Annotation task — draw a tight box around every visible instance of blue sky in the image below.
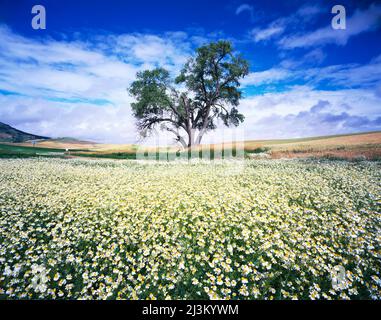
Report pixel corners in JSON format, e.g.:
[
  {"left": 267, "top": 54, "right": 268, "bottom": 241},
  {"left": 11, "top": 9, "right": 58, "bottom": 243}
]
[{"left": 0, "top": 0, "right": 380, "bottom": 143}]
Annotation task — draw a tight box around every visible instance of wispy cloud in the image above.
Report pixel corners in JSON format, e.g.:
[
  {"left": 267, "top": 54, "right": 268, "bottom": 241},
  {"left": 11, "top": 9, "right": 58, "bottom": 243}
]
[
  {"left": 250, "top": 24, "right": 284, "bottom": 43},
  {"left": 241, "top": 68, "right": 289, "bottom": 86},
  {"left": 236, "top": 4, "right": 254, "bottom": 20},
  {"left": 280, "top": 49, "right": 327, "bottom": 69},
  {"left": 242, "top": 53, "right": 381, "bottom": 90},
  {"left": 279, "top": 3, "right": 381, "bottom": 49},
  {"left": 249, "top": 4, "right": 324, "bottom": 43}
]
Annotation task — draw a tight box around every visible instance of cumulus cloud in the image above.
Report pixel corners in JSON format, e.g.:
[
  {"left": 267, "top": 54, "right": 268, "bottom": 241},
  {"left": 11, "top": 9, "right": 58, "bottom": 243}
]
[
  {"left": 0, "top": 24, "right": 380, "bottom": 144},
  {"left": 0, "top": 94, "right": 138, "bottom": 142},
  {"left": 310, "top": 100, "right": 330, "bottom": 113},
  {"left": 0, "top": 25, "right": 198, "bottom": 143},
  {"left": 376, "top": 84, "right": 381, "bottom": 98},
  {"left": 239, "top": 87, "right": 381, "bottom": 139},
  {"left": 249, "top": 110, "right": 380, "bottom": 139}
]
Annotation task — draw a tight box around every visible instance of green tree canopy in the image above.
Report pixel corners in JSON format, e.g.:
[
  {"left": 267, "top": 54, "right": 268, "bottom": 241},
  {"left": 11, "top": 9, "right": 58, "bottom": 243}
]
[{"left": 128, "top": 40, "right": 249, "bottom": 148}]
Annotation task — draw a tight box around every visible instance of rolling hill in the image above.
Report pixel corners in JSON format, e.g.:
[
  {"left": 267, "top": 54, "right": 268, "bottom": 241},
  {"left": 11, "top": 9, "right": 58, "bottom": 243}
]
[
  {"left": 0, "top": 122, "right": 380, "bottom": 161},
  {"left": 0, "top": 122, "right": 50, "bottom": 143}
]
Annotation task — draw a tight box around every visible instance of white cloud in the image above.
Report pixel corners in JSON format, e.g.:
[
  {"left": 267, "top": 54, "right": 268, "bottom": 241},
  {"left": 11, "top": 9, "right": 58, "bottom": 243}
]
[
  {"left": 237, "top": 51, "right": 381, "bottom": 140},
  {"left": 241, "top": 68, "right": 289, "bottom": 86},
  {"left": 280, "top": 49, "right": 327, "bottom": 69},
  {"left": 238, "top": 86, "right": 381, "bottom": 139},
  {"left": 236, "top": 4, "right": 254, "bottom": 17},
  {"left": 280, "top": 3, "right": 381, "bottom": 49},
  {"left": 296, "top": 5, "right": 323, "bottom": 17},
  {"left": 242, "top": 53, "right": 381, "bottom": 89},
  {"left": 110, "top": 33, "right": 192, "bottom": 69},
  {"left": 249, "top": 4, "right": 324, "bottom": 43},
  {"left": 0, "top": 24, "right": 380, "bottom": 145},
  {"left": 196, "top": 85, "right": 381, "bottom": 143},
  {"left": 0, "top": 25, "right": 198, "bottom": 143},
  {"left": 250, "top": 25, "right": 284, "bottom": 42}
]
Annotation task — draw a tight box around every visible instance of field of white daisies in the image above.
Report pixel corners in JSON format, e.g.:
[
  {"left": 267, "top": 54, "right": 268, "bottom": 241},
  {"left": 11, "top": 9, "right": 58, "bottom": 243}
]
[{"left": 0, "top": 158, "right": 380, "bottom": 300}]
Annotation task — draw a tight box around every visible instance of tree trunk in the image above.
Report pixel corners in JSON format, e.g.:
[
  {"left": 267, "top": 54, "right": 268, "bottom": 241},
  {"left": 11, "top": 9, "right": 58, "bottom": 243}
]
[
  {"left": 187, "top": 129, "right": 196, "bottom": 148},
  {"left": 195, "top": 130, "right": 205, "bottom": 145},
  {"left": 177, "top": 136, "right": 187, "bottom": 148}
]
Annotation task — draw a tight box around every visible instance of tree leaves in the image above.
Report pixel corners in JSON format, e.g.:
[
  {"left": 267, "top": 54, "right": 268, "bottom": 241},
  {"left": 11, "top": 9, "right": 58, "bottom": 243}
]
[{"left": 128, "top": 41, "right": 249, "bottom": 147}]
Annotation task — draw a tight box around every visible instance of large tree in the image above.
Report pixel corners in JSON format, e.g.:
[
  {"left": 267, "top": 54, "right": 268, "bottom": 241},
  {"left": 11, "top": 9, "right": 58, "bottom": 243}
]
[{"left": 128, "top": 41, "right": 249, "bottom": 148}]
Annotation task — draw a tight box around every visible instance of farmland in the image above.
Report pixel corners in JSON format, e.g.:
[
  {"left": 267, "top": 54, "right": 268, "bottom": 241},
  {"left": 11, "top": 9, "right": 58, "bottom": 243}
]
[
  {"left": 0, "top": 143, "right": 67, "bottom": 159},
  {"left": 0, "top": 158, "right": 380, "bottom": 299},
  {"left": 2, "top": 131, "right": 381, "bottom": 161}
]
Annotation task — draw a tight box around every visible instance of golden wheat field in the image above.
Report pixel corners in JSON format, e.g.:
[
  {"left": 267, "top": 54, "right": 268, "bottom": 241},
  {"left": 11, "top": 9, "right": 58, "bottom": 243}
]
[
  {"left": 246, "top": 132, "right": 381, "bottom": 160},
  {"left": 0, "top": 158, "right": 380, "bottom": 300}
]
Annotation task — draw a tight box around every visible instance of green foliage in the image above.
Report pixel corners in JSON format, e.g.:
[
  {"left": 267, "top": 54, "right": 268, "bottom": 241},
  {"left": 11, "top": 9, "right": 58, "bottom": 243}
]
[
  {"left": 129, "top": 68, "right": 173, "bottom": 121},
  {"left": 247, "top": 147, "right": 271, "bottom": 154},
  {"left": 176, "top": 40, "right": 249, "bottom": 109},
  {"left": 128, "top": 41, "right": 249, "bottom": 146}
]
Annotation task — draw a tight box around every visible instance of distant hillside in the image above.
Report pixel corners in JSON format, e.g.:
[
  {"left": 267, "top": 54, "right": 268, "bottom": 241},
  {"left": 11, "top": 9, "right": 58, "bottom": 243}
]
[{"left": 0, "top": 122, "right": 50, "bottom": 142}]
